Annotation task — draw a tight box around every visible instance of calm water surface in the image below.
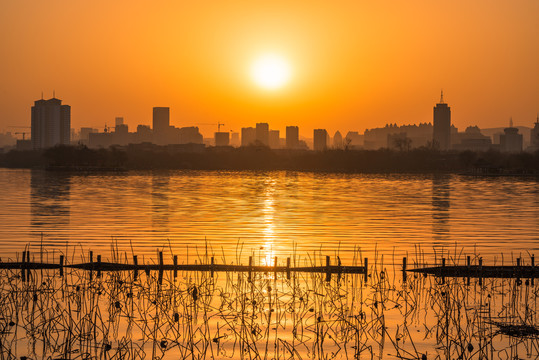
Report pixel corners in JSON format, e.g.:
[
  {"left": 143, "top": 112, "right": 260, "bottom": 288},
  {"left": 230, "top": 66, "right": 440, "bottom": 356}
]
[{"left": 0, "top": 169, "right": 537, "bottom": 265}]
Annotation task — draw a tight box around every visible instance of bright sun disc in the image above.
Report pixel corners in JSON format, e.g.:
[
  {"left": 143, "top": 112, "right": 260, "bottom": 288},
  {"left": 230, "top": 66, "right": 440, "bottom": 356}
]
[{"left": 251, "top": 54, "right": 291, "bottom": 90}]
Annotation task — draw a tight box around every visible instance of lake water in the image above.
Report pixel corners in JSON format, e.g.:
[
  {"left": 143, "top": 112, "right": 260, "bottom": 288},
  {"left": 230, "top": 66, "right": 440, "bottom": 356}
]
[
  {"left": 1, "top": 168, "right": 539, "bottom": 359},
  {"left": 0, "top": 168, "right": 537, "bottom": 266}
]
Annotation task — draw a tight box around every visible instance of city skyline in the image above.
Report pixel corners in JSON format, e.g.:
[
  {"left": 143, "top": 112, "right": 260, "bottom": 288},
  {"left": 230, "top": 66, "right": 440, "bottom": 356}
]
[{"left": 0, "top": 1, "right": 538, "bottom": 135}]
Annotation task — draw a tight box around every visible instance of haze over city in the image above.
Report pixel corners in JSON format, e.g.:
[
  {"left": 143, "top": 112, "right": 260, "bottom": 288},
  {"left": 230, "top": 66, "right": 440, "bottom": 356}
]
[{"left": 1, "top": 0, "right": 538, "bottom": 137}]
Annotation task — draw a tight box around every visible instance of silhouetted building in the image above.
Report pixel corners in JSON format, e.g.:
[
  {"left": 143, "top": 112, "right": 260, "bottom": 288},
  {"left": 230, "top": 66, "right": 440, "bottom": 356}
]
[
  {"left": 387, "top": 132, "right": 411, "bottom": 151},
  {"left": 269, "top": 130, "right": 280, "bottom": 149},
  {"left": 530, "top": 116, "right": 539, "bottom": 151},
  {"left": 214, "top": 132, "right": 230, "bottom": 146},
  {"left": 136, "top": 125, "right": 153, "bottom": 143},
  {"left": 256, "top": 123, "right": 269, "bottom": 146},
  {"left": 153, "top": 107, "right": 170, "bottom": 145},
  {"left": 16, "top": 139, "right": 32, "bottom": 150},
  {"left": 79, "top": 127, "right": 98, "bottom": 145},
  {"left": 345, "top": 131, "right": 364, "bottom": 149},
  {"left": 452, "top": 126, "right": 492, "bottom": 151},
  {"left": 230, "top": 132, "right": 240, "bottom": 147},
  {"left": 31, "top": 97, "right": 71, "bottom": 149},
  {"left": 433, "top": 91, "right": 451, "bottom": 150},
  {"left": 179, "top": 127, "right": 203, "bottom": 144},
  {"left": 500, "top": 119, "right": 523, "bottom": 152},
  {"left": 313, "top": 129, "right": 328, "bottom": 151},
  {"left": 286, "top": 126, "right": 299, "bottom": 149},
  {"left": 241, "top": 127, "right": 256, "bottom": 146},
  {"left": 333, "top": 131, "right": 343, "bottom": 149},
  {"left": 115, "top": 117, "right": 124, "bottom": 126}
]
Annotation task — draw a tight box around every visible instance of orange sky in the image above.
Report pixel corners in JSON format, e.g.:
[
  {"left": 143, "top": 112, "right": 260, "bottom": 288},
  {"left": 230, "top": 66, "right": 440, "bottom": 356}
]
[{"left": 1, "top": 0, "right": 538, "bottom": 138}]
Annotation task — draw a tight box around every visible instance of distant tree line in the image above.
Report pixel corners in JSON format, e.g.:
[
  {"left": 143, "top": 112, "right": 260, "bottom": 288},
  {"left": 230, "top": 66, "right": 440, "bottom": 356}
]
[{"left": 1, "top": 144, "right": 538, "bottom": 174}]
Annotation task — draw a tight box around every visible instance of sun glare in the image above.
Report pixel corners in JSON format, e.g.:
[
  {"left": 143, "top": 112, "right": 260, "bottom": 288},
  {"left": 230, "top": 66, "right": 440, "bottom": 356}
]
[{"left": 251, "top": 54, "right": 291, "bottom": 90}]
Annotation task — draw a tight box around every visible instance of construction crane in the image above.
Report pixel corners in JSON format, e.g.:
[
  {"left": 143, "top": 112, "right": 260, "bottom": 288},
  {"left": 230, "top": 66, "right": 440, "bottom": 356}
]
[{"left": 196, "top": 123, "right": 225, "bottom": 132}]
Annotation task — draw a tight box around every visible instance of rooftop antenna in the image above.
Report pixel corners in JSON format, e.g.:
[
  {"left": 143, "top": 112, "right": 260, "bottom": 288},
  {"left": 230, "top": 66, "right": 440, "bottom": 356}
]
[
  {"left": 41, "top": 91, "right": 43, "bottom": 100},
  {"left": 440, "top": 90, "right": 444, "bottom": 104},
  {"left": 509, "top": 117, "right": 513, "bottom": 128}
]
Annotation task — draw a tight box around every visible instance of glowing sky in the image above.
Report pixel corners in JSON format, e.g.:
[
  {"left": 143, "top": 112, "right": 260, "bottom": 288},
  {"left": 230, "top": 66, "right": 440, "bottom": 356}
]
[{"left": 1, "top": 0, "right": 537, "bottom": 137}]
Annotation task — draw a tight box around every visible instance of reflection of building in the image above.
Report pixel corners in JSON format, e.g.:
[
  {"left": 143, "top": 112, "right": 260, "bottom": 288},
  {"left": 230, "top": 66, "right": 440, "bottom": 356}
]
[
  {"left": 31, "top": 170, "right": 71, "bottom": 229},
  {"left": 286, "top": 126, "right": 299, "bottom": 149},
  {"left": 241, "top": 127, "right": 256, "bottom": 146},
  {"left": 433, "top": 92, "right": 451, "bottom": 150},
  {"left": 432, "top": 175, "right": 450, "bottom": 242},
  {"left": 151, "top": 175, "right": 169, "bottom": 230},
  {"left": 31, "top": 97, "right": 71, "bottom": 149},
  {"left": 214, "top": 132, "right": 230, "bottom": 146},
  {"left": 313, "top": 129, "right": 328, "bottom": 151},
  {"left": 256, "top": 123, "right": 269, "bottom": 146},
  {"left": 500, "top": 119, "right": 523, "bottom": 152}
]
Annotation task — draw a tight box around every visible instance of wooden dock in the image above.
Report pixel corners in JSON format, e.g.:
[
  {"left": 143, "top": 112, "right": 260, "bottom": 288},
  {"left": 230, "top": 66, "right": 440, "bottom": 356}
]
[{"left": 0, "top": 251, "right": 368, "bottom": 281}]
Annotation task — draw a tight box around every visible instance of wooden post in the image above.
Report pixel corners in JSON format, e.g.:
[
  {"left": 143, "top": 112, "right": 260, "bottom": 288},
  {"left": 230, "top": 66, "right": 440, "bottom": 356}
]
[
  {"left": 159, "top": 252, "right": 164, "bottom": 267},
  {"left": 133, "top": 255, "right": 138, "bottom": 281},
  {"left": 478, "top": 258, "right": 483, "bottom": 286},
  {"left": 248, "top": 256, "right": 253, "bottom": 282},
  {"left": 26, "top": 251, "right": 30, "bottom": 263},
  {"left": 467, "top": 256, "right": 470, "bottom": 268},
  {"left": 442, "top": 258, "right": 446, "bottom": 267},
  {"left": 517, "top": 258, "right": 521, "bottom": 267},
  {"left": 173, "top": 255, "right": 178, "bottom": 279},
  {"left": 326, "top": 256, "right": 331, "bottom": 282},
  {"left": 210, "top": 257, "right": 214, "bottom": 277},
  {"left": 532, "top": 255, "right": 535, "bottom": 286},
  {"left": 364, "top": 257, "right": 368, "bottom": 282},
  {"left": 286, "top": 257, "right": 291, "bottom": 280},
  {"left": 402, "top": 257, "right": 407, "bottom": 282},
  {"left": 274, "top": 256, "right": 278, "bottom": 277},
  {"left": 97, "top": 255, "right": 101, "bottom": 278},
  {"left": 59, "top": 255, "right": 64, "bottom": 277}
]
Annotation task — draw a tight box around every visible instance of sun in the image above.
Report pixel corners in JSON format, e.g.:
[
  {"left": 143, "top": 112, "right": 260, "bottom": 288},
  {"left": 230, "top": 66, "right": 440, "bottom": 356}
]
[{"left": 250, "top": 54, "right": 291, "bottom": 90}]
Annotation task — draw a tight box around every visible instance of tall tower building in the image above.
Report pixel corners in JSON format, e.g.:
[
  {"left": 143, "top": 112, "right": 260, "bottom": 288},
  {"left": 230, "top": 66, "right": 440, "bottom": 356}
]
[
  {"left": 241, "top": 127, "right": 256, "bottom": 146},
  {"left": 31, "top": 96, "right": 71, "bottom": 149},
  {"left": 256, "top": 123, "right": 269, "bottom": 146},
  {"left": 286, "top": 126, "right": 299, "bottom": 149},
  {"left": 433, "top": 91, "right": 451, "bottom": 150},
  {"left": 313, "top": 129, "right": 328, "bottom": 151},
  {"left": 153, "top": 107, "right": 170, "bottom": 145}
]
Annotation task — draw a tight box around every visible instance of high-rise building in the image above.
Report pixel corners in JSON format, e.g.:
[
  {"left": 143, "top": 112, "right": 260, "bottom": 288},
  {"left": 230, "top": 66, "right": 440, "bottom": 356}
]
[
  {"left": 433, "top": 91, "right": 451, "bottom": 150},
  {"left": 313, "top": 129, "right": 328, "bottom": 151},
  {"left": 230, "top": 132, "right": 240, "bottom": 147},
  {"left": 269, "top": 130, "right": 280, "bottom": 149},
  {"left": 115, "top": 117, "right": 124, "bottom": 126},
  {"left": 530, "top": 116, "right": 539, "bottom": 151},
  {"left": 241, "top": 127, "right": 256, "bottom": 146},
  {"left": 256, "top": 123, "right": 269, "bottom": 146},
  {"left": 153, "top": 107, "right": 170, "bottom": 145},
  {"left": 214, "top": 132, "right": 230, "bottom": 146},
  {"left": 31, "top": 97, "right": 71, "bottom": 149},
  {"left": 286, "top": 126, "right": 299, "bottom": 149}
]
